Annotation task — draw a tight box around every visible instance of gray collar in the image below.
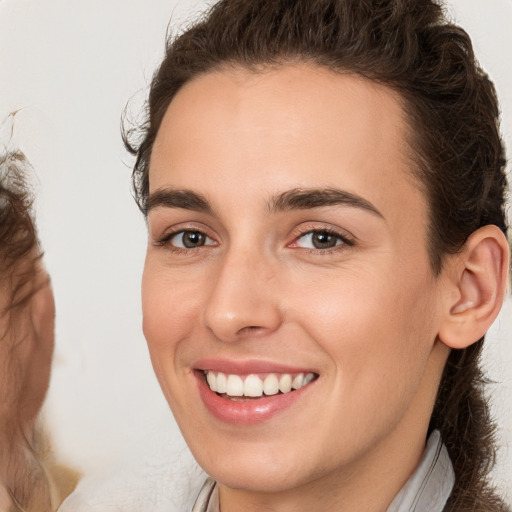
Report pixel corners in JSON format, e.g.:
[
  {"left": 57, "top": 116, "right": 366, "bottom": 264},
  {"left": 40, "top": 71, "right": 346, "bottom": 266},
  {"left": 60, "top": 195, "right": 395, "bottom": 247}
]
[
  {"left": 192, "top": 430, "right": 454, "bottom": 512},
  {"left": 387, "top": 430, "right": 454, "bottom": 512}
]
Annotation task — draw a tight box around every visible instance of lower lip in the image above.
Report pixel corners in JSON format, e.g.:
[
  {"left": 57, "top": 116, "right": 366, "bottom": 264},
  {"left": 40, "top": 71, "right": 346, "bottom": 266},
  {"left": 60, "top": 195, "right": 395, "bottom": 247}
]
[{"left": 196, "top": 372, "right": 313, "bottom": 425}]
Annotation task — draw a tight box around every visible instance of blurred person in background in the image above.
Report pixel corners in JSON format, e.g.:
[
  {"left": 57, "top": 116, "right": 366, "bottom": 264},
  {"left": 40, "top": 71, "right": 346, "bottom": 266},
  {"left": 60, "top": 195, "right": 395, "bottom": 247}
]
[{"left": 0, "top": 150, "right": 76, "bottom": 511}]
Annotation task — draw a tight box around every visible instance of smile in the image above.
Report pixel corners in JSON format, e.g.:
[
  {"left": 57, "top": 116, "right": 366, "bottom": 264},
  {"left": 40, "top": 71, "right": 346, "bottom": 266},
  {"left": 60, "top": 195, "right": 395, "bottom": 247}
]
[
  {"left": 195, "top": 362, "right": 319, "bottom": 425},
  {"left": 205, "top": 371, "right": 317, "bottom": 398}
]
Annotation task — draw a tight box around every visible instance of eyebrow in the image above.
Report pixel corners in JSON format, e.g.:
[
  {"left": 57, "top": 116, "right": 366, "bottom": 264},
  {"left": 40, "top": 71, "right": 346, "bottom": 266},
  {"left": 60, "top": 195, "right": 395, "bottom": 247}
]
[
  {"left": 146, "top": 186, "right": 383, "bottom": 219},
  {"left": 146, "top": 188, "right": 214, "bottom": 215},
  {"left": 269, "top": 188, "right": 384, "bottom": 218}
]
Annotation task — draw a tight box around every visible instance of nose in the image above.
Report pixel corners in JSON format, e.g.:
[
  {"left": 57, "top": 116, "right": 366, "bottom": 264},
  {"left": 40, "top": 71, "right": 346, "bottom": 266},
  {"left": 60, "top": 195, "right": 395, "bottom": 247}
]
[{"left": 202, "top": 247, "right": 282, "bottom": 342}]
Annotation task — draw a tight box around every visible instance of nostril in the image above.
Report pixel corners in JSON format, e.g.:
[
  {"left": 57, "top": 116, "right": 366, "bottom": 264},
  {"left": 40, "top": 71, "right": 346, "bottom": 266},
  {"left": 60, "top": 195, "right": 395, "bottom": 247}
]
[
  {"left": 237, "top": 325, "right": 263, "bottom": 335},
  {"left": 242, "top": 326, "right": 261, "bottom": 332}
]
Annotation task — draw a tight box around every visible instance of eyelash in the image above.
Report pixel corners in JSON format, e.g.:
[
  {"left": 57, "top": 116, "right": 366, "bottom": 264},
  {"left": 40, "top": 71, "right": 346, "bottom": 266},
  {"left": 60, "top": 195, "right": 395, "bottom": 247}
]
[
  {"left": 155, "top": 226, "right": 354, "bottom": 256},
  {"left": 155, "top": 228, "right": 217, "bottom": 254},
  {"left": 290, "top": 227, "right": 355, "bottom": 254}
]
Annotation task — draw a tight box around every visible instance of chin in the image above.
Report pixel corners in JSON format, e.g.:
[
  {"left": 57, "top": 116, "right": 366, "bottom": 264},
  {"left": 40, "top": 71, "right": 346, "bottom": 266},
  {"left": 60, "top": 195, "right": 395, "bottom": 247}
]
[
  {"left": 187, "top": 434, "right": 324, "bottom": 494},
  {"left": 206, "top": 463, "right": 309, "bottom": 494}
]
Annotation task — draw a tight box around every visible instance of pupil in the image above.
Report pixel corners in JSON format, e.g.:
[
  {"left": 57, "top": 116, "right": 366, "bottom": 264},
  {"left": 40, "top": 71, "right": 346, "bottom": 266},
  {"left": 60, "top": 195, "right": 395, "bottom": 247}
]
[
  {"left": 183, "top": 231, "right": 205, "bottom": 248},
  {"left": 313, "top": 232, "right": 336, "bottom": 249}
]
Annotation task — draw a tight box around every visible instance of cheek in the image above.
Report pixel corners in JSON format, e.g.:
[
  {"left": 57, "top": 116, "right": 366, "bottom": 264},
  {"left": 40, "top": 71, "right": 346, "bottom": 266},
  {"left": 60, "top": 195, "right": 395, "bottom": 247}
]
[
  {"left": 32, "top": 284, "right": 55, "bottom": 351},
  {"left": 290, "top": 264, "right": 438, "bottom": 398},
  {"left": 286, "top": 271, "right": 439, "bottom": 459},
  {"left": 141, "top": 264, "right": 205, "bottom": 377}
]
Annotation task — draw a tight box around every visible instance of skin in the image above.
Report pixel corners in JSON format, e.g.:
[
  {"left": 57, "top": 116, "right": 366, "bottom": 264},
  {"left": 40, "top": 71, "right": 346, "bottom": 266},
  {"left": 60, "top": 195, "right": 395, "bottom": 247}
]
[
  {"left": 142, "top": 65, "right": 454, "bottom": 512},
  {"left": 0, "top": 263, "right": 55, "bottom": 430},
  {"left": 0, "top": 259, "right": 55, "bottom": 511}
]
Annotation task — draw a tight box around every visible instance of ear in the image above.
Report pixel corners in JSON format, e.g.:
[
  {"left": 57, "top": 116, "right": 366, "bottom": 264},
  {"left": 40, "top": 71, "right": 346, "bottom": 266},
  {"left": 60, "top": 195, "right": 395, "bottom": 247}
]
[{"left": 438, "top": 225, "right": 510, "bottom": 349}]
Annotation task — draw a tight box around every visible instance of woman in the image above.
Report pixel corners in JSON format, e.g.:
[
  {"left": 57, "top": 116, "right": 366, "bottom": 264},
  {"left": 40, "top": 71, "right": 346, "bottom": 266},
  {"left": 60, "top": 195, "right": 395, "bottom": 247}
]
[
  {"left": 125, "top": 0, "right": 510, "bottom": 510},
  {"left": 0, "top": 151, "right": 76, "bottom": 511}
]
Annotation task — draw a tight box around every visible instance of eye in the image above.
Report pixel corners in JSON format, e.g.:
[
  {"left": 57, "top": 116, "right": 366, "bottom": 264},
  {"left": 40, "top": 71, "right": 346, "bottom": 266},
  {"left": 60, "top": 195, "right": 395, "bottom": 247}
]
[
  {"left": 292, "top": 230, "right": 351, "bottom": 250},
  {"left": 166, "top": 230, "right": 215, "bottom": 249}
]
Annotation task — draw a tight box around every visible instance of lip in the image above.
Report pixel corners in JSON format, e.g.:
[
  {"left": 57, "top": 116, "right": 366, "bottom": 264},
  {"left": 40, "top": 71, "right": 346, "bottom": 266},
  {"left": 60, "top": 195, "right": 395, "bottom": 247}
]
[
  {"left": 193, "top": 359, "right": 318, "bottom": 425},
  {"left": 194, "top": 358, "right": 316, "bottom": 375}
]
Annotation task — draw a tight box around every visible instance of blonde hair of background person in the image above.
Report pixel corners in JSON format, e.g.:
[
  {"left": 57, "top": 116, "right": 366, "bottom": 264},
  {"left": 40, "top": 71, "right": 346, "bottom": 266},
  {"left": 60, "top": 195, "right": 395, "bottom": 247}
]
[
  {"left": 0, "top": 151, "right": 78, "bottom": 511},
  {"left": 124, "top": 0, "right": 511, "bottom": 511}
]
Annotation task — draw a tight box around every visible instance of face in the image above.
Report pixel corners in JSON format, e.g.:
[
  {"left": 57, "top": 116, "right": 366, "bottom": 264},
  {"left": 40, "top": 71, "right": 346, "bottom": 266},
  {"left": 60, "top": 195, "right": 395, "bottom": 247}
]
[
  {"left": 23, "top": 267, "right": 55, "bottom": 423},
  {"left": 143, "top": 65, "right": 450, "bottom": 495},
  {"left": 0, "top": 260, "right": 55, "bottom": 430}
]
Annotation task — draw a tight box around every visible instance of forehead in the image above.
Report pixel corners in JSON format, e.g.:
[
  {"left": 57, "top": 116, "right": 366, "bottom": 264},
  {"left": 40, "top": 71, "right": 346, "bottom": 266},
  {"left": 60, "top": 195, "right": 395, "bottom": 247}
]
[{"left": 150, "top": 64, "right": 426, "bottom": 228}]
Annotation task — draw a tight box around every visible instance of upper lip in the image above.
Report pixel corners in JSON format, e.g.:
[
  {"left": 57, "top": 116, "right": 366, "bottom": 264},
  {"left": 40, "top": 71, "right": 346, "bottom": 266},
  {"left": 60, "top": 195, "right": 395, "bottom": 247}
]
[{"left": 193, "top": 358, "right": 318, "bottom": 375}]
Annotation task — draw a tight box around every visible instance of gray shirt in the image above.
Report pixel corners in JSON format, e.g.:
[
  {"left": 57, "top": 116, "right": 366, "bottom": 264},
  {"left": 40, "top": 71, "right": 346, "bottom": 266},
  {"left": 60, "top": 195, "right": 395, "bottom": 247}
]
[{"left": 192, "top": 430, "right": 455, "bottom": 512}]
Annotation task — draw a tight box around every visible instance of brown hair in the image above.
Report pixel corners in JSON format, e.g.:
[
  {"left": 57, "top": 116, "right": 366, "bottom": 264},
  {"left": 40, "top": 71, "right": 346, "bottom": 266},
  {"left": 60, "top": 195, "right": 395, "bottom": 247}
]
[
  {"left": 0, "top": 151, "right": 53, "bottom": 512},
  {"left": 0, "top": 151, "right": 42, "bottom": 312},
  {"left": 124, "top": 0, "right": 510, "bottom": 509}
]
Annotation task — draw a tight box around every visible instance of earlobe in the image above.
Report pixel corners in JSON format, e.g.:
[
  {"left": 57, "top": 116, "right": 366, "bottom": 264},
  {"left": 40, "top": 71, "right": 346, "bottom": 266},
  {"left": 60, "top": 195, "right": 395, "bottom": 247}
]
[{"left": 438, "top": 225, "right": 510, "bottom": 350}]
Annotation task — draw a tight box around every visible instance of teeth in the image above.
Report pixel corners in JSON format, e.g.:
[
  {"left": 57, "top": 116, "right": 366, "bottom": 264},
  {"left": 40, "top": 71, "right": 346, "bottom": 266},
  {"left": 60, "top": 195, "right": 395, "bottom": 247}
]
[
  {"left": 205, "top": 371, "right": 316, "bottom": 397},
  {"left": 263, "top": 374, "right": 279, "bottom": 395},
  {"left": 226, "top": 374, "right": 244, "bottom": 396},
  {"left": 207, "top": 372, "right": 216, "bottom": 390},
  {"left": 292, "top": 373, "right": 304, "bottom": 389},
  {"left": 303, "top": 373, "right": 315, "bottom": 386},
  {"left": 278, "top": 373, "right": 292, "bottom": 393},
  {"left": 244, "top": 374, "right": 263, "bottom": 397},
  {"left": 216, "top": 372, "right": 227, "bottom": 393}
]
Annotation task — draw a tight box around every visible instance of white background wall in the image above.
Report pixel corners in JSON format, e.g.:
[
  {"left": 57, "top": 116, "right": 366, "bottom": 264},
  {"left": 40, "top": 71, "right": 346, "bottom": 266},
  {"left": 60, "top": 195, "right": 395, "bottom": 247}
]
[{"left": 0, "top": 0, "right": 511, "bottom": 509}]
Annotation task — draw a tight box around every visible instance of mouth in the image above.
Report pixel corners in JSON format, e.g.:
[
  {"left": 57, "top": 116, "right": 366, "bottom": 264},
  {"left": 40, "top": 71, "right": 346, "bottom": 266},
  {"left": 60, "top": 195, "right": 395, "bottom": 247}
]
[
  {"left": 204, "top": 370, "right": 318, "bottom": 401},
  {"left": 194, "top": 359, "right": 320, "bottom": 424}
]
